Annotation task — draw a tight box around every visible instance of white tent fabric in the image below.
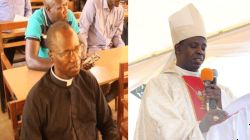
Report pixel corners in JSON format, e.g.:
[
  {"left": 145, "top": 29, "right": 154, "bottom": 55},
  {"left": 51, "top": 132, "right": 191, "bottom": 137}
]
[{"left": 129, "top": 0, "right": 250, "bottom": 62}]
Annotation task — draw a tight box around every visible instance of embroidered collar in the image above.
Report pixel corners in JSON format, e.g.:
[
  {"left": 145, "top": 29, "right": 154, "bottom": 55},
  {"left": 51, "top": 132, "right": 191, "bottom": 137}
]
[
  {"left": 175, "top": 65, "right": 199, "bottom": 77},
  {"left": 162, "top": 64, "right": 199, "bottom": 77}
]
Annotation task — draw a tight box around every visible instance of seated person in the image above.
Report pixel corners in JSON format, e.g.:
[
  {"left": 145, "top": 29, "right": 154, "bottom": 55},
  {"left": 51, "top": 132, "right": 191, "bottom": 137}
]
[
  {"left": 21, "top": 21, "right": 119, "bottom": 140},
  {"left": 25, "top": 0, "right": 79, "bottom": 71},
  {"left": 79, "top": 0, "right": 125, "bottom": 55},
  {"left": 79, "top": 0, "right": 127, "bottom": 101}
]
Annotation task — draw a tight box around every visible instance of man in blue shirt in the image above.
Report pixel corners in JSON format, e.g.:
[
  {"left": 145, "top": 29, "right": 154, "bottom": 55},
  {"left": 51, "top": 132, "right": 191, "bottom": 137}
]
[{"left": 25, "top": 0, "right": 79, "bottom": 71}]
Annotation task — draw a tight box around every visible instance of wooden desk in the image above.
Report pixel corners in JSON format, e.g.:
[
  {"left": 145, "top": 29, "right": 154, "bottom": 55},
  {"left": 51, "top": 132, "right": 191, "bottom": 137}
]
[
  {"left": 3, "top": 67, "right": 44, "bottom": 100},
  {"left": 3, "top": 46, "right": 128, "bottom": 100},
  {"left": 93, "top": 47, "right": 128, "bottom": 85}
]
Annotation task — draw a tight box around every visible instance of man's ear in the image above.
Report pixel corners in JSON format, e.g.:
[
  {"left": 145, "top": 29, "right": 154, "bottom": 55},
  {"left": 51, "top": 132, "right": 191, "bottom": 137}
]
[
  {"left": 48, "top": 50, "right": 54, "bottom": 62},
  {"left": 175, "top": 43, "right": 182, "bottom": 54},
  {"left": 45, "top": 5, "right": 50, "bottom": 12}
]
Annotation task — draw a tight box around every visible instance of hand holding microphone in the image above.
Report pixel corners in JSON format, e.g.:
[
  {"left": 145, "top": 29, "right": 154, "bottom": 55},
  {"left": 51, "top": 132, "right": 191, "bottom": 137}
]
[
  {"left": 201, "top": 68, "right": 222, "bottom": 110},
  {"left": 199, "top": 68, "right": 226, "bottom": 133}
]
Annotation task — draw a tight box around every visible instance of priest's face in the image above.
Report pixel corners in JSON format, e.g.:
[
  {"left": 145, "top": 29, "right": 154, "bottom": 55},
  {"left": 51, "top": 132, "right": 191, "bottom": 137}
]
[
  {"left": 51, "top": 28, "right": 81, "bottom": 79},
  {"left": 175, "top": 36, "right": 206, "bottom": 72}
]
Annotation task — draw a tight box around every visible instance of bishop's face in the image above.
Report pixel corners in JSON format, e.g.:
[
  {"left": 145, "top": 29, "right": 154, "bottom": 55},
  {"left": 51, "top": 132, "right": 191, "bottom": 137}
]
[{"left": 175, "top": 36, "right": 207, "bottom": 72}]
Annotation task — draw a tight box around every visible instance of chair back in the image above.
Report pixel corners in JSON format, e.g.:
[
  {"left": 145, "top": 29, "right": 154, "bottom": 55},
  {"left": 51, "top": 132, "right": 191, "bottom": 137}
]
[
  {"left": 0, "top": 21, "right": 27, "bottom": 69},
  {"left": 9, "top": 100, "right": 25, "bottom": 140},
  {"left": 117, "top": 62, "right": 128, "bottom": 139},
  {"left": 31, "top": 0, "right": 43, "bottom": 11}
]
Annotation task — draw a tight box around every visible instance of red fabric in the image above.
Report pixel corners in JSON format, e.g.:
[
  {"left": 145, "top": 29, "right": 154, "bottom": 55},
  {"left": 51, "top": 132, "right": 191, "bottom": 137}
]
[{"left": 182, "top": 76, "right": 207, "bottom": 121}]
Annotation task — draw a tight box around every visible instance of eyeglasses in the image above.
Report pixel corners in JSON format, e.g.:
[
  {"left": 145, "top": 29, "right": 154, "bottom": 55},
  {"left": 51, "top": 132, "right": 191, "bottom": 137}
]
[{"left": 55, "top": 44, "right": 83, "bottom": 58}]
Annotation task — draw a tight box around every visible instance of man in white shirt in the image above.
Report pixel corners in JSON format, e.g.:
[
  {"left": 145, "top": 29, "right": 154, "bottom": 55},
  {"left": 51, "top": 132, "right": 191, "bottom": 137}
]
[
  {"left": 79, "top": 0, "right": 126, "bottom": 103},
  {"left": 79, "top": 0, "right": 125, "bottom": 55}
]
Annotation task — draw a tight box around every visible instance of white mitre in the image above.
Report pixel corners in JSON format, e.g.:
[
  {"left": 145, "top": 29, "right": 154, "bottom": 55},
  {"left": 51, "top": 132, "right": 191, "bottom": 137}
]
[{"left": 169, "top": 3, "right": 206, "bottom": 45}]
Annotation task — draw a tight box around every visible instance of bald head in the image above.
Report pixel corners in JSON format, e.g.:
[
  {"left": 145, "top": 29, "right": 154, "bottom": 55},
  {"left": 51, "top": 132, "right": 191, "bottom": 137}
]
[
  {"left": 44, "top": 0, "right": 63, "bottom": 7},
  {"left": 46, "top": 21, "right": 77, "bottom": 51},
  {"left": 43, "top": 0, "right": 54, "bottom": 7}
]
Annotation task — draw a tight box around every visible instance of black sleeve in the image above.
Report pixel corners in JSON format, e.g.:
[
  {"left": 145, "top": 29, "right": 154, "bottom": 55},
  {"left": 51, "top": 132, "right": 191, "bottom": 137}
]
[
  {"left": 20, "top": 88, "right": 44, "bottom": 140},
  {"left": 93, "top": 78, "right": 120, "bottom": 140}
]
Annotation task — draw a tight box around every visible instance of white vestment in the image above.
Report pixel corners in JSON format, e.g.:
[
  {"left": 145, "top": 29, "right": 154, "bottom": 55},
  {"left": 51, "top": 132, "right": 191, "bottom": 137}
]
[{"left": 134, "top": 64, "right": 235, "bottom": 140}]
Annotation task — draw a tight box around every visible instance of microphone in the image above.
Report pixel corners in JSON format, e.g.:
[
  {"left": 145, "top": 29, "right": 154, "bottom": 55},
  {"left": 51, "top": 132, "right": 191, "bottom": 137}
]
[
  {"left": 212, "top": 69, "right": 218, "bottom": 84},
  {"left": 201, "top": 68, "right": 217, "bottom": 110}
]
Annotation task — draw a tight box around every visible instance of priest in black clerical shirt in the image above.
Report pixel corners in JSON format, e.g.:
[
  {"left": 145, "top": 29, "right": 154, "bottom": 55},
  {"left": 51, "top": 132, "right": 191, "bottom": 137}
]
[{"left": 20, "top": 21, "right": 119, "bottom": 140}]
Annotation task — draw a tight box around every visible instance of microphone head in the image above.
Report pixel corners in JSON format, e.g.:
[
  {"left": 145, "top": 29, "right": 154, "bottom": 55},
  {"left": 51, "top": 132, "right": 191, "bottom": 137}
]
[
  {"left": 212, "top": 69, "right": 218, "bottom": 78},
  {"left": 201, "top": 68, "right": 214, "bottom": 81}
]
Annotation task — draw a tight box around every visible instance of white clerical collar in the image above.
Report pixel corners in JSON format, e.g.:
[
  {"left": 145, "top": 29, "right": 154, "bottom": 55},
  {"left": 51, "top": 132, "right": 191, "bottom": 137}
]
[
  {"left": 50, "top": 67, "right": 73, "bottom": 86},
  {"left": 175, "top": 65, "right": 199, "bottom": 77}
]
